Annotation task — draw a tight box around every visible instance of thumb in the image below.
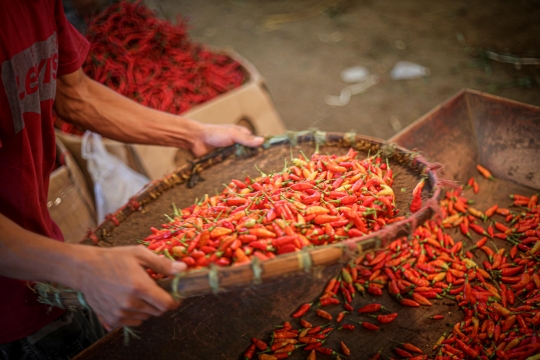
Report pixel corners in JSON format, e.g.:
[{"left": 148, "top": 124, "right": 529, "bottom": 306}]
[
  {"left": 232, "top": 127, "right": 264, "bottom": 147},
  {"left": 136, "top": 247, "right": 187, "bottom": 276}
]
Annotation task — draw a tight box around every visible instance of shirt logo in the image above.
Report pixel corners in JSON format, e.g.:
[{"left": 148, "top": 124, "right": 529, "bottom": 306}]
[{"left": 1, "top": 32, "right": 58, "bottom": 134}]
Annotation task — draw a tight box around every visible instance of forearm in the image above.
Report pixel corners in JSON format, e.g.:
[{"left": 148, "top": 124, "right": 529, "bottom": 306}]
[
  {"left": 0, "top": 213, "right": 83, "bottom": 288},
  {"left": 54, "top": 69, "right": 204, "bottom": 149},
  {"left": 1, "top": 212, "right": 183, "bottom": 326}
]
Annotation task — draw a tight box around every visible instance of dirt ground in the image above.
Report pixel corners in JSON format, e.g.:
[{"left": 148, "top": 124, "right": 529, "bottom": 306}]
[{"left": 141, "top": 0, "right": 540, "bottom": 140}]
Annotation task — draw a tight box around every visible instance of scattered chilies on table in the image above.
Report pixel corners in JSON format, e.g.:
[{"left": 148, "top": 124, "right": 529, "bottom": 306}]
[{"left": 242, "top": 165, "right": 540, "bottom": 360}]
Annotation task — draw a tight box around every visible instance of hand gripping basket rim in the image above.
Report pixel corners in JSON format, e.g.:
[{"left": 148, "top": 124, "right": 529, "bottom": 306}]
[{"left": 35, "top": 130, "right": 445, "bottom": 309}]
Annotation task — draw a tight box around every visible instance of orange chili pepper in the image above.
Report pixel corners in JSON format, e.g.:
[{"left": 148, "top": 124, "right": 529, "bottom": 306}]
[
  {"left": 210, "top": 227, "right": 232, "bottom": 238},
  {"left": 248, "top": 228, "right": 276, "bottom": 238},
  {"left": 485, "top": 204, "right": 498, "bottom": 217},
  {"left": 315, "top": 309, "right": 332, "bottom": 320},
  {"left": 476, "top": 164, "right": 495, "bottom": 181},
  {"left": 340, "top": 341, "right": 351, "bottom": 356}
]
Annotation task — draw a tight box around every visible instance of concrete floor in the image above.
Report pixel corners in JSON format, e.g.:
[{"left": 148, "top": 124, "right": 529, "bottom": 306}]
[{"left": 145, "top": 0, "right": 540, "bottom": 140}]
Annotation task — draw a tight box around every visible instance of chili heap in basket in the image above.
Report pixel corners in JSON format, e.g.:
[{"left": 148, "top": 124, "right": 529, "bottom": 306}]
[{"left": 140, "top": 148, "right": 402, "bottom": 272}]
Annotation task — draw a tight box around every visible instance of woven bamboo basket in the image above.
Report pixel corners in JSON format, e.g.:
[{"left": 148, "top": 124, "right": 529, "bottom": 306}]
[{"left": 36, "top": 131, "right": 445, "bottom": 308}]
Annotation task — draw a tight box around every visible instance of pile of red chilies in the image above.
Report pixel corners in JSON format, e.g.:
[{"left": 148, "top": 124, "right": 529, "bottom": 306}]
[
  {"left": 141, "top": 148, "right": 400, "bottom": 273},
  {"left": 244, "top": 165, "right": 540, "bottom": 360},
  {"left": 55, "top": 1, "right": 246, "bottom": 135}
]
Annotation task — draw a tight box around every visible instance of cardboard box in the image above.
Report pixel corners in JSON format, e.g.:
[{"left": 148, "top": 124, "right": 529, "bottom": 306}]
[
  {"left": 48, "top": 136, "right": 96, "bottom": 243},
  {"left": 56, "top": 49, "right": 286, "bottom": 186},
  {"left": 131, "top": 49, "right": 287, "bottom": 180}
]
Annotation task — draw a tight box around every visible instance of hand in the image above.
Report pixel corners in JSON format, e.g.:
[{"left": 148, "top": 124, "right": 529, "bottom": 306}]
[
  {"left": 75, "top": 246, "right": 186, "bottom": 328},
  {"left": 190, "top": 123, "right": 265, "bottom": 157}
]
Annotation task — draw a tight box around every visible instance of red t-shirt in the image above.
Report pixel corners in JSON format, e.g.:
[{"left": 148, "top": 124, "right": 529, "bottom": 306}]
[{"left": 0, "top": 0, "right": 89, "bottom": 343}]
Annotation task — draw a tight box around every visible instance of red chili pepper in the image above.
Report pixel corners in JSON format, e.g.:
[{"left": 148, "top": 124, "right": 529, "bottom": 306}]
[
  {"left": 399, "top": 298, "right": 420, "bottom": 307},
  {"left": 251, "top": 337, "right": 268, "bottom": 351},
  {"left": 271, "top": 339, "right": 297, "bottom": 351},
  {"left": 392, "top": 343, "right": 423, "bottom": 355},
  {"left": 469, "top": 223, "right": 488, "bottom": 236},
  {"left": 274, "top": 331, "right": 298, "bottom": 339},
  {"left": 288, "top": 182, "right": 313, "bottom": 191},
  {"left": 348, "top": 228, "right": 364, "bottom": 237},
  {"left": 321, "top": 328, "right": 334, "bottom": 335},
  {"left": 412, "top": 292, "right": 432, "bottom": 306},
  {"left": 243, "top": 343, "right": 256, "bottom": 359},
  {"left": 429, "top": 314, "right": 444, "bottom": 320},
  {"left": 315, "top": 347, "right": 336, "bottom": 356},
  {"left": 292, "top": 303, "right": 311, "bottom": 318},
  {"left": 393, "top": 347, "right": 413, "bottom": 358},
  {"left": 298, "top": 336, "right": 319, "bottom": 344},
  {"left": 374, "top": 313, "right": 398, "bottom": 324},
  {"left": 226, "top": 197, "right": 247, "bottom": 206},
  {"left": 341, "top": 287, "right": 353, "bottom": 303},
  {"left": 455, "top": 338, "right": 479, "bottom": 358},
  {"left": 357, "top": 303, "right": 383, "bottom": 313},
  {"left": 511, "top": 273, "right": 531, "bottom": 291},
  {"left": 336, "top": 311, "right": 346, "bottom": 323},
  {"left": 410, "top": 189, "right": 422, "bottom": 213},
  {"left": 319, "top": 297, "right": 340, "bottom": 306},
  {"left": 368, "top": 349, "right": 383, "bottom": 360},
  {"left": 313, "top": 214, "right": 340, "bottom": 225},
  {"left": 368, "top": 285, "right": 383, "bottom": 296},
  {"left": 501, "top": 266, "right": 524, "bottom": 277},
  {"left": 358, "top": 321, "right": 379, "bottom": 331}
]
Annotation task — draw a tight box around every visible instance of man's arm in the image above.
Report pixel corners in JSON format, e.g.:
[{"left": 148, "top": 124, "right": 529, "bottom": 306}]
[
  {"left": 0, "top": 213, "right": 185, "bottom": 328},
  {"left": 53, "top": 69, "right": 264, "bottom": 157}
]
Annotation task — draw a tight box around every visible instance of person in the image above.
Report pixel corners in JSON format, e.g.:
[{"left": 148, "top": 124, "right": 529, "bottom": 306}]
[{"left": 0, "top": 0, "right": 264, "bottom": 358}]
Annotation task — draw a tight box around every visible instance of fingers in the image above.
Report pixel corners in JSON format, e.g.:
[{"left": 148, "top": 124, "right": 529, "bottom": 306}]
[
  {"left": 135, "top": 246, "right": 187, "bottom": 276},
  {"left": 96, "top": 289, "right": 177, "bottom": 329},
  {"left": 191, "top": 123, "right": 264, "bottom": 157},
  {"left": 231, "top": 126, "right": 264, "bottom": 147},
  {"left": 130, "top": 247, "right": 184, "bottom": 312},
  {"left": 237, "top": 125, "right": 252, "bottom": 135},
  {"left": 81, "top": 247, "right": 185, "bottom": 331},
  {"left": 137, "top": 281, "right": 180, "bottom": 314},
  {"left": 120, "top": 295, "right": 164, "bottom": 317}
]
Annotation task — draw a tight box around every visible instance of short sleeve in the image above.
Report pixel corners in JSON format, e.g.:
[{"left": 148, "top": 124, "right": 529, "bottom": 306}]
[{"left": 53, "top": 0, "right": 90, "bottom": 76}]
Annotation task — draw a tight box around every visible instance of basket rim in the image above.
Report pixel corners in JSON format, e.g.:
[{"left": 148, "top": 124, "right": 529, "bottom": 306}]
[{"left": 82, "top": 130, "right": 443, "bottom": 297}]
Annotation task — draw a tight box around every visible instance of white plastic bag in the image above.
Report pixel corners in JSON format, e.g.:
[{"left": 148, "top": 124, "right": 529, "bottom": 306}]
[
  {"left": 390, "top": 61, "right": 430, "bottom": 80},
  {"left": 81, "top": 131, "right": 150, "bottom": 222}
]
